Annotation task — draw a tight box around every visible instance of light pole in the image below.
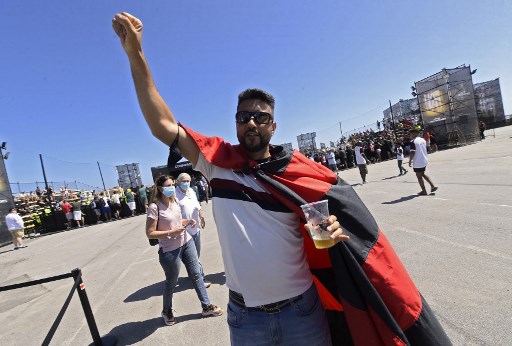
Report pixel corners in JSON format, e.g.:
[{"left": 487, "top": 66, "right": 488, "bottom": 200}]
[
  {"left": 97, "top": 162, "right": 107, "bottom": 193},
  {"left": 388, "top": 100, "right": 398, "bottom": 140},
  {"left": 0, "top": 142, "right": 15, "bottom": 206}
]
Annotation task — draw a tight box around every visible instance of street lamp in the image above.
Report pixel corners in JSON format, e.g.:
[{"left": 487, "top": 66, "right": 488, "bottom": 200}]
[{"left": 0, "top": 142, "right": 15, "bottom": 210}]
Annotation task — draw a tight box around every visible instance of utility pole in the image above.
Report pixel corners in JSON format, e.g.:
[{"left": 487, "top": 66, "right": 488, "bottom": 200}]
[
  {"left": 97, "top": 161, "right": 107, "bottom": 193},
  {"left": 389, "top": 100, "right": 398, "bottom": 140},
  {"left": 39, "top": 154, "right": 58, "bottom": 232},
  {"left": 39, "top": 154, "right": 50, "bottom": 195}
]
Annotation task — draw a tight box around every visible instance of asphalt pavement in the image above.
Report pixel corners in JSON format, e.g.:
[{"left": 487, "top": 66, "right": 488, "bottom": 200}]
[{"left": 1, "top": 126, "right": 511, "bottom": 346}]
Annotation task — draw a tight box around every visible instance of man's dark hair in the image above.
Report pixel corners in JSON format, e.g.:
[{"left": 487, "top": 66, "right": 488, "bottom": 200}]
[{"left": 238, "top": 88, "right": 275, "bottom": 111}]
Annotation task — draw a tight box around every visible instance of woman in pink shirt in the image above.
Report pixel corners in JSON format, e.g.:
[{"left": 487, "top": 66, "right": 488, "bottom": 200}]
[{"left": 146, "top": 175, "right": 222, "bottom": 326}]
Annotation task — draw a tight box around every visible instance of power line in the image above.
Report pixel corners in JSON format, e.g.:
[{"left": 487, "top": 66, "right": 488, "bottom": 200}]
[
  {"left": 42, "top": 155, "right": 96, "bottom": 165},
  {"left": 314, "top": 102, "right": 388, "bottom": 134}
]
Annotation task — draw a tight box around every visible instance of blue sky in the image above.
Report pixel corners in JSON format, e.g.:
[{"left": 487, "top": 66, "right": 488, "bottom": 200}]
[{"left": 2, "top": 0, "right": 511, "bottom": 192}]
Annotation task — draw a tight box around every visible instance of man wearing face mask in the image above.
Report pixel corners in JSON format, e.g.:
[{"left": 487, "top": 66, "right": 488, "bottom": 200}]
[{"left": 176, "top": 172, "right": 211, "bottom": 288}]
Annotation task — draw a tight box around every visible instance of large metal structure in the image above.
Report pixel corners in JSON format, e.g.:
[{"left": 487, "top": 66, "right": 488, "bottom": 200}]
[
  {"left": 297, "top": 132, "right": 317, "bottom": 154},
  {"left": 474, "top": 78, "right": 506, "bottom": 125},
  {"left": 115, "top": 163, "right": 142, "bottom": 190},
  {"left": 383, "top": 98, "right": 421, "bottom": 125},
  {"left": 414, "top": 65, "right": 479, "bottom": 147}
]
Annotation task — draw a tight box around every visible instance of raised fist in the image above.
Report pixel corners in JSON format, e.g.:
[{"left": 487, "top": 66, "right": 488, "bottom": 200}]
[{"left": 112, "top": 12, "right": 143, "bottom": 54}]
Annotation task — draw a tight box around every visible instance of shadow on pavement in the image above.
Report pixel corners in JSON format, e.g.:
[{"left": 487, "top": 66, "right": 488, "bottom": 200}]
[
  {"left": 124, "top": 272, "right": 226, "bottom": 303},
  {"left": 106, "top": 311, "right": 219, "bottom": 345},
  {"left": 104, "top": 317, "right": 162, "bottom": 345},
  {"left": 381, "top": 175, "right": 399, "bottom": 180},
  {"left": 204, "top": 271, "right": 226, "bottom": 286},
  {"left": 382, "top": 194, "right": 419, "bottom": 204},
  {"left": 0, "top": 248, "right": 17, "bottom": 255}
]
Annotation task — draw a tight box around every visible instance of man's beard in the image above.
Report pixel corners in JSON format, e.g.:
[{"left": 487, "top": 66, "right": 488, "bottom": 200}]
[{"left": 238, "top": 131, "right": 272, "bottom": 153}]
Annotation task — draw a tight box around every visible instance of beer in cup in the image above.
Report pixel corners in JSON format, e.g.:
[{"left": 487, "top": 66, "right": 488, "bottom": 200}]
[{"left": 300, "top": 200, "right": 335, "bottom": 249}]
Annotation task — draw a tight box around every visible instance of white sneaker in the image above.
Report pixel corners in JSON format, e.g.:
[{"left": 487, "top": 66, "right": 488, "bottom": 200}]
[{"left": 202, "top": 304, "right": 223, "bottom": 317}]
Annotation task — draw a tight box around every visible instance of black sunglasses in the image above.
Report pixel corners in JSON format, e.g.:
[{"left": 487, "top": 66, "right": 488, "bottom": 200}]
[{"left": 235, "top": 111, "right": 273, "bottom": 125}]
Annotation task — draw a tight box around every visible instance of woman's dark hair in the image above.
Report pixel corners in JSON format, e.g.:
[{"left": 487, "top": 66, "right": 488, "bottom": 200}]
[
  {"left": 151, "top": 175, "right": 175, "bottom": 203},
  {"left": 237, "top": 88, "right": 275, "bottom": 111}
]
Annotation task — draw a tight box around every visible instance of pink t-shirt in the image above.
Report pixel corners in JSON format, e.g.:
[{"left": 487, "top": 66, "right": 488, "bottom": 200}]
[{"left": 147, "top": 200, "right": 191, "bottom": 252}]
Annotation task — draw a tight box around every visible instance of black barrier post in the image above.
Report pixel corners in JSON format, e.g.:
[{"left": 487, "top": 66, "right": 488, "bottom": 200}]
[
  {"left": 71, "top": 268, "right": 117, "bottom": 346},
  {"left": 1, "top": 269, "right": 116, "bottom": 345}
]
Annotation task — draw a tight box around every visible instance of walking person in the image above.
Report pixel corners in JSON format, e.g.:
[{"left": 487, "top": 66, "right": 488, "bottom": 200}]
[
  {"left": 5, "top": 208, "right": 27, "bottom": 250},
  {"left": 60, "top": 199, "right": 73, "bottom": 229},
  {"left": 138, "top": 184, "right": 149, "bottom": 213},
  {"left": 125, "top": 188, "right": 136, "bottom": 216},
  {"left": 72, "top": 200, "right": 84, "bottom": 228},
  {"left": 113, "top": 12, "right": 450, "bottom": 344},
  {"left": 408, "top": 128, "right": 438, "bottom": 195},
  {"left": 100, "top": 192, "right": 112, "bottom": 222},
  {"left": 110, "top": 190, "right": 122, "bottom": 219},
  {"left": 176, "top": 172, "right": 211, "bottom": 288},
  {"left": 479, "top": 121, "right": 486, "bottom": 140},
  {"left": 146, "top": 175, "right": 222, "bottom": 326},
  {"left": 326, "top": 148, "right": 338, "bottom": 173},
  {"left": 354, "top": 141, "right": 369, "bottom": 184},
  {"left": 430, "top": 130, "right": 438, "bottom": 153},
  {"left": 395, "top": 142, "right": 407, "bottom": 176}
]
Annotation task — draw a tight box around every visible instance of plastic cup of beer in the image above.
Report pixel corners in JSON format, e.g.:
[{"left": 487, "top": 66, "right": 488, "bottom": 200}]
[{"left": 300, "top": 200, "right": 335, "bottom": 249}]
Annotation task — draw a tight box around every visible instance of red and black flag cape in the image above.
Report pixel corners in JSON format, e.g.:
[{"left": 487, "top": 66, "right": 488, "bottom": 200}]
[{"left": 181, "top": 125, "right": 451, "bottom": 346}]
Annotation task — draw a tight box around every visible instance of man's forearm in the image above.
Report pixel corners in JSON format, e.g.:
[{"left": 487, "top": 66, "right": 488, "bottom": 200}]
[{"left": 128, "top": 51, "right": 178, "bottom": 146}]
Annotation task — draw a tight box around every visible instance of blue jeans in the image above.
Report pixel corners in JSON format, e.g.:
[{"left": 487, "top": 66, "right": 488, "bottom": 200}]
[
  {"left": 227, "top": 284, "right": 332, "bottom": 345},
  {"left": 158, "top": 240, "right": 210, "bottom": 312},
  {"left": 191, "top": 231, "right": 202, "bottom": 257},
  {"left": 191, "top": 231, "right": 206, "bottom": 280}
]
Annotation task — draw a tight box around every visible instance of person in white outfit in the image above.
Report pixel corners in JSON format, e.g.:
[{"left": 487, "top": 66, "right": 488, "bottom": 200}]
[
  {"left": 175, "top": 172, "right": 211, "bottom": 288},
  {"left": 408, "top": 128, "right": 438, "bottom": 195},
  {"left": 5, "top": 208, "right": 27, "bottom": 250}
]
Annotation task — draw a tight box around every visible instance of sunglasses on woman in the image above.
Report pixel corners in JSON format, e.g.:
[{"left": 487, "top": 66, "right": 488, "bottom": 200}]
[{"left": 235, "top": 111, "right": 273, "bottom": 125}]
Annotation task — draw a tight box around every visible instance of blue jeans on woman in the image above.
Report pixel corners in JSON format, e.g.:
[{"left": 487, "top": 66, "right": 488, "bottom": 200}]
[
  {"left": 227, "top": 283, "right": 332, "bottom": 345},
  {"left": 158, "top": 239, "right": 210, "bottom": 312}
]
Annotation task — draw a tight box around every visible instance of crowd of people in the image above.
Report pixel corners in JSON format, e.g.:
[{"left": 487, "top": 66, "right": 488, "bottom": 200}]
[
  {"left": 7, "top": 172, "right": 212, "bottom": 248},
  {"left": 306, "top": 120, "right": 438, "bottom": 175}
]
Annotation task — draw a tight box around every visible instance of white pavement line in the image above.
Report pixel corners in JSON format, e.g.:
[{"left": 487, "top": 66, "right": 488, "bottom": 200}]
[
  {"left": 69, "top": 245, "right": 155, "bottom": 343},
  {"left": 133, "top": 257, "right": 158, "bottom": 265},
  {"left": 393, "top": 226, "right": 512, "bottom": 262},
  {"left": 433, "top": 198, "right": 449, "bottom": 201},
  {"left": 480, "top": 202, "right": 512, "bottom": 208}
]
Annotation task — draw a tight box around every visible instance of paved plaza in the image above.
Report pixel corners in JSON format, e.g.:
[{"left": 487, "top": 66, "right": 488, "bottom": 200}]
[{"left": 1, "top": 126, "right": 511, "bottom": 346}]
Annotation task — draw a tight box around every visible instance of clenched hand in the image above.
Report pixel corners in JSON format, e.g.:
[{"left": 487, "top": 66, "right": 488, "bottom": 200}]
[{"left": 112, "top": 12, "right": 143, "bottom": 55}]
